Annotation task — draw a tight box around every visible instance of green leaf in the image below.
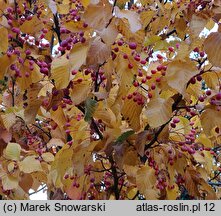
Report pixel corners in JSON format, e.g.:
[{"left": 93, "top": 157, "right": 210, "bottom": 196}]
[
  {"left": 116, "top": 130, "right": 135, "bottom": 143},
  {"left": 84, "top": 98, "right": 97, "bottom": 122}
]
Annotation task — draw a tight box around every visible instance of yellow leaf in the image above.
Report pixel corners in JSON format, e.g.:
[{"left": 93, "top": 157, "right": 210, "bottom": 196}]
[
  {"left": 0, "top": 27, "right": 8, "bottom": 53},
  {"left": 202, "top": 72, "right": 221, "bottom": 90},
  {"left": 47, "top": 138, "right": 65, "bottom": 149},
  {"left": 41, "top": 152, "right": 55, "bottom": 162},
  {"left": 93, "top": 103, "right": 117, "bottom": 128},
  {"left": 8, "top": 162, "right": 15, "bottom": 173},
  {"left": 166, "top": 185, "right": 179, "bottom": 200},
  {"left": 127, "top": 187, "right": 138, "bottom": 199},
  {"left": 50, "top": 106, "right": 67, "bottom": 131},
  {"left": 201, "top": 108, "right": 221, "bottom": 136},
  {"left": 193, "top": 152, "right": 205, "bottom": 164},
  {"left": 196, "top": 133, "right": 213, "bottom": 148},
  {"left": 20, "top": 16, "right": 43, "bottom": 35},
  {"left": 144, "top": 35, "right": 162, "bottom": 46},
  {"left": 69, "top": 43, "right": 89, "bottom": 71},
  {"left": 140, "top": 10, "right": 155, "bottom": 29},
  {"left": 0, "top": 54, "right": 16, "bottom": 80},
  {"left": 170, "top": 116, "right": 191, "bottom": 141},
  {"left": 165, "top": 60, "right": 198, "bottom": 94},
  {"left": 145, "top": 98, "right": 173, "bottom": 128},
  {"left": 51, "top": 55, "right": 71, "bottom": 89},
  {"left": 121, "top": 94, "right": 145, "bottom": 131},
  {"left": 82, "top": 0, "right": 90, "bottom": 8},
  {"left": 19, "top": 156, "right": 42, "bottom": 173},
  {"left": 70, "top": 81, "right": 91, "bottom": 105},
  {"left": 49, "top": 145, "right": 73, "bottom": 187},
  {"left": 136, "top": 165, "right": 159, "bottom": 199},
  {"left": 204, "top": 32, "right": 221, "bottom": 67},
  {"left": 1, "top": 112, "right": 17, "bottom": 131},
  {"left": 24, "top": 83, "right": 43, "bottom": 124},
  {"left": 2, "top": 175, "right": 19, "bottom": 190},
  {"left": 57, "top": 3, "right": 70, "bottom": 14},
  {"left": 4, "top": 142, "right": 21, "bottom": 161}
]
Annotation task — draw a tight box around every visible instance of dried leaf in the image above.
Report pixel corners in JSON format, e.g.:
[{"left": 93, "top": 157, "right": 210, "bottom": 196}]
[
  {"left": 166, "top": 60, "right": 198, "bottom": 94},
  {"left": 115, "top": 7, "right": 142, "bottom": 33},
  {"left": 145, "top": 98, "right": 173, "bottom": 128},
  {"left": 204, "top": 32, "right": 221, "bottom": 67},
  {"left": 83, "top": 0, "right": 112, "bottom": 31},
  {"left": 86, "top": 37, "right": 111, "bottom": 69},
  {"left": 201, "top": 108, "right": 221, "bottom": 136}
]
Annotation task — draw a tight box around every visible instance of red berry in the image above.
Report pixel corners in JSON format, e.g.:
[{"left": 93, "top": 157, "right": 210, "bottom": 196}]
[
  {"left": 123, "top": 54, "right": 128, "bottom": 59},
  {"left": 128, "top": 63, "right": 133, "bottom": 69},
  {"left": 127, "top": 94, "right": 133, "bottom": 99},
  {"left": 129, "top": 42, "right": 137, "bottom": 50},
  {"left": 133, "top": 81, "right": 139, "bottom": 87},
  {"left": 168, "top": 46, "right": 174, "bottom": 52},
  {"left": 216, "top": 92, "right": 221, "bottom": 100},
  {"left": 193, "top": 47, "right": 199, "bottom": 53},
  {"left": 215, "top": 127, "right": 219, "bottom": 134},
  {"left": 151, "top": 83, "right": 156, "bottom": 90},
  {"left": 117, "top": 40, "right": 123, "bottom": 46},
  {"left": 200, "top": 51, "right": 205, "bottom": 57},
  {"left": 156, "top": 77, "right": 161, "bottom": 82},
  {"left": 151, "top": 70, "right": 156, "bottom": 74},
  {"left": 156, "top": 54, "right": 163, "bottom": 60},
  {"left": 196, "top": 75, "right": 202, "bottom": 81},
  {"left": 148, "top": 92, "right": 152, "bottom": 98},
  {"left": 173, "top": 118, "right": 180, "bottom": 124},
  {"left": 52, "top": 105, "right": 58, "bottom": 111}
]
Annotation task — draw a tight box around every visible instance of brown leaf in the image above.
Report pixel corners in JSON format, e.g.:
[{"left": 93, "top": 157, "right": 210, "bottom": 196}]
[
  {"left": 82, "top": 0, "right": 112, "bottom": 31},
  {"left": 165, "top": 60, "right": 198, "bottom": 95},
  {"left": 145, "top": 98, "right": 173, "bottom": 128},
  {"left": 86, "top": 37, "right": 111, "bottom": 69},
  {"left": 201, "top": 108, "right": 221, "bottom": 136},
  {"left": 204, "top": 32, "right": 221, "bottom": 67}
]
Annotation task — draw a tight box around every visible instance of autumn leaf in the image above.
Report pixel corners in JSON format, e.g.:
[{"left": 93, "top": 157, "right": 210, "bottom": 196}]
[
  {"left": 51, "top": 55, "right": 71, "bottom": 89},
  {"left": 82, "top": 0, "right": 112, "bottom": 31},
  {"left": 69, "top": 43, "right": 89, "bottom": 71},
  {"left": 4, "top": 143, "right": 21, "bottom": 161},
  {"left": 19, "top": 156, "right": 42, "bottom": 173},
  {"left": 201, "top": 108, "right": 221, "bottom": 136},
  {"left": 115, "top": 7, "right": 142, "bottom": 33},
  {"left": 121, "top": 94, "right": 145, "bottom": 131},
  {"left": 145, "top": 98, "right": 173, "bottom": 128},
  {"left": 84, "top": 98, "right": 97, "bottom": 122},
  {"left": 0, "top": 27, "right": 8, "bottom": 53},
  {"left": 204, "top": 32, "right": 221, "bottom": 67},
  {"left": 136, "top": 165, "right": 159, "bottom": 199},
  {"left": 165, "top": 60, "right": 198, "bottom": 95},
  {"left": 86, "top": 37, "right": 111, "bottom": 69}
]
